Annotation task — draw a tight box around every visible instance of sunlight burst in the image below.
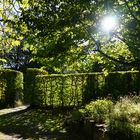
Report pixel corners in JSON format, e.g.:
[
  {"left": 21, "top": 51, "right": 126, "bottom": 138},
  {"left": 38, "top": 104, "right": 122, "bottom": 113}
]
[{"left": 101, "top": 16, "right": 118, "bottom": 32}]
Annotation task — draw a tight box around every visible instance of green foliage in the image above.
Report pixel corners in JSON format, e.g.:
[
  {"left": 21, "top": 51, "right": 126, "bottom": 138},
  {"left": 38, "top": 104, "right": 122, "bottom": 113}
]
[
  {"left": 0, "top": 1, "right": 28, "bottom": 59},
  {"left": 32, "top": 71, "right": 139, "bottom": 108},
  {"left": 108, "top": 96, "right": 140, "bottom": 139},
  {"left": 0, "top": 69, "right": 23, "bottom": 108},
  {"left": 104, "top": 71, "right": 139, "bottom": 98},
  {"left": 17, "top": 0, "right": 139, "bottom": 72},
  {"left": 34, "top": 74, "right": 88, "bottom": 107},
  {"left": 91, "top": 41, "right": 135, "bottom": 72},
  {"left": 70, "top": 96, "right": 140, "bottom": 139},
  {"left": 84, "top": 99, "right": 113, "bottom": 123},
  {"left": 24, "top": 68, "right": 48, "bottom": 104},
  {"left": 0, "top": 0, "right": 140, "bottom": 73},
  {"left": 83, "top": 73, "right": 105, "bottom": 103}
]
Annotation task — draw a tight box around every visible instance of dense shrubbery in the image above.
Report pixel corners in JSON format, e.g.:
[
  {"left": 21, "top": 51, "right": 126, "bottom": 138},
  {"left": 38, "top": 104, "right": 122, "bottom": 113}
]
[
  {"left": 32, "top": 71, "right": 138, "bottom": 108},
  {"left": 104, "top": 71, "right": 139, "bottom": 98},
  {"left": 24, "top": 68, "right": 48, "bottom": 104},
  {"left": 0, "top": 69, "right": 139, "bottom": 111},
  {"left": 0, "top": 69, "right": 23, "bottom": 108},
  {"left": 0, "top": 68, "right": 140, "bottom": 139},
  {"left": 69, "top": 96, "right": 140, "bottom": 140},
  {"left": 108, "top": 96, "right": 140, "bottom": 140},
  {"left": 84, "top": 99, "right": 113, "bottom": 123},
  {"left": 33, "top": 74, "right": 88, "bottom": 107}
]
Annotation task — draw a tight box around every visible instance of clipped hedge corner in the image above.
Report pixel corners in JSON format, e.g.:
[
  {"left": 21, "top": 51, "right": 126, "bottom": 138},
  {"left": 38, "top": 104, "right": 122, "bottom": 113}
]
[
  {"left": 0, "top": 69, "right": 23, "bottom": 108},
  {"left": 24, "top": 68, "right": 48, "bottom": 105}
]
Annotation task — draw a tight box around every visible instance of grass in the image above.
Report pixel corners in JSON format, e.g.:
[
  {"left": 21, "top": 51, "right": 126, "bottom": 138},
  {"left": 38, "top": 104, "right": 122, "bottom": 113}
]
[
  {"left": 0, "top": 108, "right": 67, "bottom": 140},
  {"left": 0, "top": 95, "right": 140, "bottom": 140},
  {"left": 0, "top": 108, "right": 96, "bottom": 140}
]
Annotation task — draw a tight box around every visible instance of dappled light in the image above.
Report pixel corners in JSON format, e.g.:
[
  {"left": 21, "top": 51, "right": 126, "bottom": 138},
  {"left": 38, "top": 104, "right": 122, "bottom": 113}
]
[
  {"left": 0, "top": 109, "right": 69, "bottom": 139},
  {"left": 0, "top": 0, "right": 140, "bottom": 139}
]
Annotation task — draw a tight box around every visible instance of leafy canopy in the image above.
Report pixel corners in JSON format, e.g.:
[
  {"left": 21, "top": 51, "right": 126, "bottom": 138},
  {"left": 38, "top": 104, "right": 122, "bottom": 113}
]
[{"left": 0, "top": 0, "right": 140, "bottom": 72}]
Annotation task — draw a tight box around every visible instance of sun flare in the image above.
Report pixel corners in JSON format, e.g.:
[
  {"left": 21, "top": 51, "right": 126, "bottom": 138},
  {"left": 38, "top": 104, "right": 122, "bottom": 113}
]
[{"left": 101, "top": 16, "right": 118, "bottom": 32}]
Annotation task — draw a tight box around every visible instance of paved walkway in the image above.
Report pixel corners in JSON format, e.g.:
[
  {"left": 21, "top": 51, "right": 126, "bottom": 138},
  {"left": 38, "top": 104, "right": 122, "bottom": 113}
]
[
  {"left": 0, "top": 105, "right": 30, "bottom": 116},
  {"left": 0, "top": 105, "right": 30, "bottom": 140},
  {"left": 0, "top": 132, "right": 23, "bottom": 140}
]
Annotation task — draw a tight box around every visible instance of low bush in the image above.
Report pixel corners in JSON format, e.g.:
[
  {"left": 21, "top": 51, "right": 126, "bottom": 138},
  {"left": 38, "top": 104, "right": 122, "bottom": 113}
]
[
  {"left": 84, "top": 99, "right": 113, "bottom": 123},
  {"left": 108, "top": 96, "right": 140, "bottom": 140},
  {"left": 69, "top": 99, "right": 113, "bottom": 124},
  {"left": 69, "top": 96, "right": 140, "bottom": 139}
]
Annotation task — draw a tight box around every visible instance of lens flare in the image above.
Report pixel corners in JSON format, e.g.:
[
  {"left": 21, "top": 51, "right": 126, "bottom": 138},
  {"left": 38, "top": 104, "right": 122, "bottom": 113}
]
[{"left": 101, "top": 16, "right": 118, "bottom": 32}]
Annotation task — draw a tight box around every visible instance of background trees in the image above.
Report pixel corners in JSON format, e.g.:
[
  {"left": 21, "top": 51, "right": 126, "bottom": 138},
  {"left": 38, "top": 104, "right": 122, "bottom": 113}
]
[{"left": 0, "top": 0, "right": 139, "bottom": 73}]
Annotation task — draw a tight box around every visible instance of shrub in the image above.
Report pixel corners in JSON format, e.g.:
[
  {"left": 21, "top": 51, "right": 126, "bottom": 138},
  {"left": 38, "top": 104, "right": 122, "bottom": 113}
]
[
  {"left": 104, "top": 71, "right": 139, "bottom": 99},
  {"left": 33, "top": 71, "right": 139, "bottom": 108},
  {"left": 0, "top": 69, "right": 23, "bottom": 108},
  {"left": 34, "top": 74, "right": 87, "bottom": 107},
  {"left": 108, "top": 96, "right": 140, "bottom": 139},
  {"left": 24, "top": 68, "right": 48, "bottom": 104},
  {"left": 67, "top": 96, "right": 140, "bottom": 139},
  {"left": 84, "top": 99, "right": 113, "bottom": 123}
]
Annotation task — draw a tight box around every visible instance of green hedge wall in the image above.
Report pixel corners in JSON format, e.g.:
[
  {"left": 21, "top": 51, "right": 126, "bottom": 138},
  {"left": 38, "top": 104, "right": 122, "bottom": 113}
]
[
  {"left": 24, "top": 68, "right": 48, "bottom": 104},
  {"left": 33, "top": 74, "right": 89, "bottom": 107},
  {"left": 0, "top": 69, "right": 23, "bottom": 108},
  {"left": 104, "top": 71, "right": 139, "bottom": 98},
  {"left": 32, "top": 71, "right": 139, "bottom": 108}
]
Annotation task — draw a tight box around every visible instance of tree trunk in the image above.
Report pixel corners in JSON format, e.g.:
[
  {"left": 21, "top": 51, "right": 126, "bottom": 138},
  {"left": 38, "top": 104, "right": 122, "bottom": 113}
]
[{"left": 138, "top": 68, "right": 140, "bottom": 95}]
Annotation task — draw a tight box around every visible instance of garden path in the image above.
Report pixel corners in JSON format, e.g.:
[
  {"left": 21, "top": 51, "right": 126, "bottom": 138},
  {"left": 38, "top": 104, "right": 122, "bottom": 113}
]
[
  {"left": 0, "top": 105, "right": 30, "bottom": 116},
  {"left": 0, "top": 105, "right": 30, "bottom": 140}
]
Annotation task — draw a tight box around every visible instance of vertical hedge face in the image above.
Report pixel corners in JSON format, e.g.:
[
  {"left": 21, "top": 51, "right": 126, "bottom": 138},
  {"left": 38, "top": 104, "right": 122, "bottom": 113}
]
[
  {"left": 0, "top": 69, "right": 139, "bottom": 108},
  {"left": 104, "top": 71, "right": 139, "bottom": 99},
  {"left": 34, "top": 74, "right": 89, "bottom": 107},
  {"left": 23, "top": 68, "right": 48, "bottom": 104},
  {"left": 0, "top": 69, "right": 23, "bottom": 108},
  {"left": 32, "top": 71, "right": 139, "bottom": 108}
]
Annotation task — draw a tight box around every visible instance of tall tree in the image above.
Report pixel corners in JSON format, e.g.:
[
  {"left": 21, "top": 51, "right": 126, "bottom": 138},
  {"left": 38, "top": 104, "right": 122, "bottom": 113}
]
[
  {"left": 1, "top": 0, "right": 140, "bottom": 73},
  {"left": 0, "top": 0, "right": 29, "bottom": 69}
]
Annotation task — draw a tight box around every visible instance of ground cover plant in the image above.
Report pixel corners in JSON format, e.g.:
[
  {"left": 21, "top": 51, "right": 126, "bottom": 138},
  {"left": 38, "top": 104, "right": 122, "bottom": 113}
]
[
  {"left": 0, "top": 108, "right": 95, "bottom": 140},
  {"left": 108, "top": 96, "right": 140, "bottom": 140},
  {"left": 0, "top": 96, "right": 140, "bottom": 140},
  {"left": 69, "top": 95, "right": 140, "bottom": 140}
]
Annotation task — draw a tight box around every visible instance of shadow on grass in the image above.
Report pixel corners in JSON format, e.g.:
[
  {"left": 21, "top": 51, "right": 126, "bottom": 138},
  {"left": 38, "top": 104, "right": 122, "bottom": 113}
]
[{"left": 0, "top": 108, "right": 90, "bottom": 140}]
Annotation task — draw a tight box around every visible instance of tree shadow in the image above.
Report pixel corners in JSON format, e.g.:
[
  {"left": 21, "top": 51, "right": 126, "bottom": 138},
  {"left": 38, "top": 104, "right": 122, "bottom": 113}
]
[
  {"left": 0, "top": 108, "right": 66, "bottom": 139},
  {"left": 0, "top": 108, "right": 90, "bottom": 140}
]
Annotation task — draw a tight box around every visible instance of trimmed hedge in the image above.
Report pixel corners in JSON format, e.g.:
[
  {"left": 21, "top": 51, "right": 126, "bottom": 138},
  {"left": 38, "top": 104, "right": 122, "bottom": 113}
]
[
  {"left": 0, "top": 69, "right": 23, "bottom": 108},
  {"left": 32, "top": 71, "right": 139, "bottom": 108},
  {"left": 33, "top": 74, "right": 89, "bottom": 107},
  {"left": 24, "top": 68, "right": 48, "bottom": 104},
  {"left": 104, "top": 71, "right": 139, "bottom": 98}
]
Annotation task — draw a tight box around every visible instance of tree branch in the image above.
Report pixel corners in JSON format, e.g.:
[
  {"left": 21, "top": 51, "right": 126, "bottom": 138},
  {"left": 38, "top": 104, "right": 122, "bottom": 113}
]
[
  {"left": 95, "top": 42, "right": 140, "bottom": 67},
  {"left": 124, "top": 0, "right": 140, "bottom": 22}
]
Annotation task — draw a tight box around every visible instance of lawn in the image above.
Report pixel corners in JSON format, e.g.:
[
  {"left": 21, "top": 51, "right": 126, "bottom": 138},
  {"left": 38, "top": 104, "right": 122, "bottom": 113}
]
[
  {"left": 0, "top": 108, "right": 98, "bottom": 140},
  {"left": 0, "top": 96, "right": 140, "bottom": 140}
]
